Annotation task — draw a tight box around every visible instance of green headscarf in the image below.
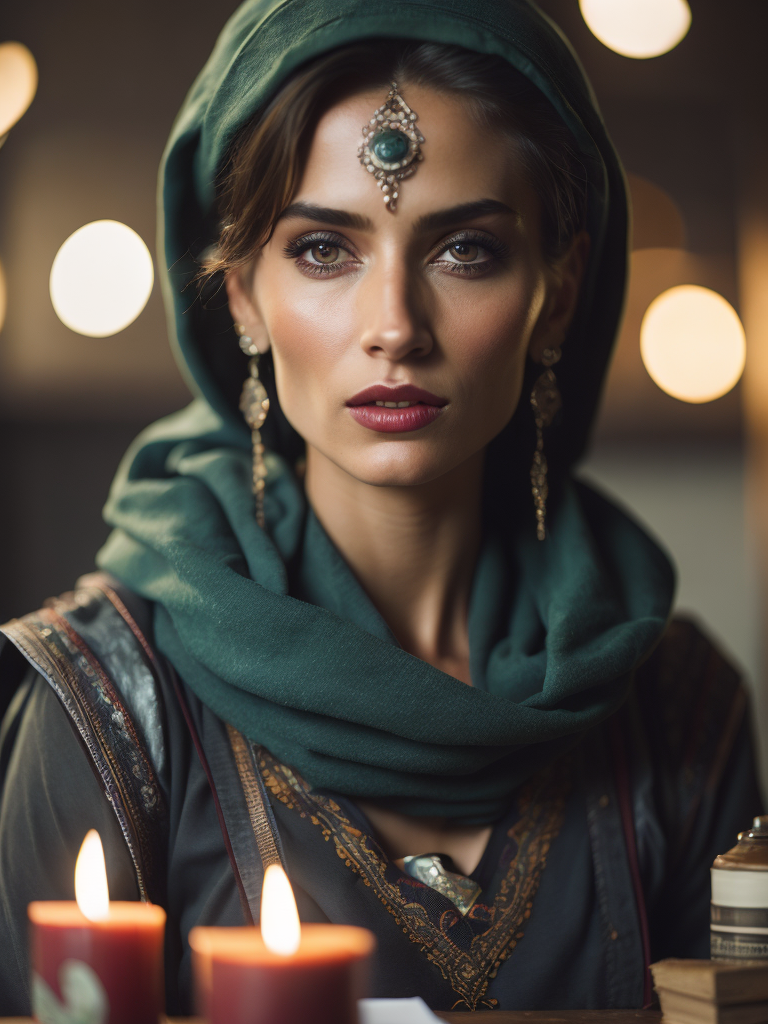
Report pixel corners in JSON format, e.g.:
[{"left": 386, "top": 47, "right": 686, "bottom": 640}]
[{"left": 97, "top": 0, "right": 675, "bottom": 821}]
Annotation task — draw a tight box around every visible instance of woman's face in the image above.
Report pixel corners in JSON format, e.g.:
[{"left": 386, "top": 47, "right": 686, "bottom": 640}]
[{"left": 228, "top": 84, "right": 583, "bottom": 489}]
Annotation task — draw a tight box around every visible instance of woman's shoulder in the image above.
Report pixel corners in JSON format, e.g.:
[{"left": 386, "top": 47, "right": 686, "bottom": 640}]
[
  {"left": 0, "top": 573, "right": 170, "bottom": 903},
  {"left": 634, "top": 615, "right": 747, "bottom": 763},
  {"left": 630, "top": 615, "right": 759, "bottom": 863}
]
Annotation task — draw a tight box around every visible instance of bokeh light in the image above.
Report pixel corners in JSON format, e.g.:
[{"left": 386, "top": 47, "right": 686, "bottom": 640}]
[
  {"left": 579, "top": 0, "right": 691, "bottom": 59},
  {"left": 0, "top": 42, "right": 38, "bottom": 137},
  {"left": 640, "top": 286, "right": 746, "bottom": 403},
  {"left": 50, "top": 220, "right": 154, "bottom": 337}
]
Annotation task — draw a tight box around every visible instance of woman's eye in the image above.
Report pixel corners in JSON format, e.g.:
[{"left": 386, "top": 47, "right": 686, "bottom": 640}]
[
  {"left": 294, "top": 241, "right": 360, "bottom": 272},
  {"left": 434, "top": 239, "right": 497, "bottom": 272},
  {"left": 285, "top": 236, "right": 360, "bottom": 275}
]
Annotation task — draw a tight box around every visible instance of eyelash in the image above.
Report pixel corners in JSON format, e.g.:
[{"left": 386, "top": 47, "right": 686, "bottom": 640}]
[{"left": 281, "top": 230, "right": 509, "bottom": 277}]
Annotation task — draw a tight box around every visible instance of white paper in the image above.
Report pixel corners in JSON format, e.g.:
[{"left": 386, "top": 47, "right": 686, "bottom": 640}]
[{"left": 358, "top": 996, "right": 442, "bottom": 1023}]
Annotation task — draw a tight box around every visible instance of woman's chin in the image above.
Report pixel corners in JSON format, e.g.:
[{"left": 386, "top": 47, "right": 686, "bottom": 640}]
[{"left": 335, "top": 450, "right": 471, "bottom": 490}]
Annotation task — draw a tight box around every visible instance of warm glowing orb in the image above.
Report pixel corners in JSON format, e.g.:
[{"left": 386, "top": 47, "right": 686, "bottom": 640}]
[
  {"left": 50, "top": 220, "right": 154, "bottom": 337},
  {"left": 0, "top": 41, "right": 37, "bottom": 137},
  {"left": 579, "top": 0, "right": 691, "bottom": 58},
  {"left": 640, "top": 285, "right": 746, "bottom": 403},
  {"left": 75, "top": 829, "right": 110, "bottom": 922},
  {"left": 0, "top": 42, "right": 38, "bottom": 137},
  {"left": 261, "top": 864, "right": 301, "bottom": 956}
]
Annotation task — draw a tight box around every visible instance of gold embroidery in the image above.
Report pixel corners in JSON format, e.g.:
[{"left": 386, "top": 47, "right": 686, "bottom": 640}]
[
  {"left": 258, "top": 748, "right": 569, "bottom": 1009},
  {"left": 227, "top": 725, "right": 282, "bottom": 869}
]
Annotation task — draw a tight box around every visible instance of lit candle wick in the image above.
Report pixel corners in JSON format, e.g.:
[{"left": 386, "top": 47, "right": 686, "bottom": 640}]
[{"left": 75, "top": 829, "right": 110, "bottom": 922}]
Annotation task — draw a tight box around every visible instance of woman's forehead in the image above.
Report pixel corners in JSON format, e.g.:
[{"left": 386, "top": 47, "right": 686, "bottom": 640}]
[{"left": 292, "top": 84, "right": 539, "bottom": 232}]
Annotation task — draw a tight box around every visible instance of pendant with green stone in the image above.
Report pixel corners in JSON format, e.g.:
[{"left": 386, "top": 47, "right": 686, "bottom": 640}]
[{"left": 357, "top": 83, "right": 425, "bottom": 211}]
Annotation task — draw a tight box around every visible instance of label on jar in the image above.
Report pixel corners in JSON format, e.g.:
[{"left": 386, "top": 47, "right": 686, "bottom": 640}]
[
  {"left": 711, "top": 867, "right": 768, "bottom": 908},
  {"left": 711, "top": 931, "right": 768, "bottom": 960},
  {"left": 711, "top": 871, "right": 768, "bottom": 960}
]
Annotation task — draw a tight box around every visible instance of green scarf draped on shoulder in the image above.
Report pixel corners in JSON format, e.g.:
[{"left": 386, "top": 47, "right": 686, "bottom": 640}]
[{"left": 97, "top": 0, "right": 675, "bottom": 821}]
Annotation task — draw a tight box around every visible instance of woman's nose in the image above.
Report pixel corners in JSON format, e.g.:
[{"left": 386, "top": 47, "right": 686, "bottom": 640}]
[{"left": 358, "top": 262, "right": 433, "bottom": 361}]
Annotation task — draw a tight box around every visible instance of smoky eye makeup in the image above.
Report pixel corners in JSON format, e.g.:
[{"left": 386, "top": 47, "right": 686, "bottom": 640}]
[
  {"left": 282, "top": 230, "right": 361, "bottom": 276},
  {"left": 429, "top": 229, "right": 512, "bottom": 276},
  {"left": 281, "top": 226, "right": 512, "bottom": 278}
]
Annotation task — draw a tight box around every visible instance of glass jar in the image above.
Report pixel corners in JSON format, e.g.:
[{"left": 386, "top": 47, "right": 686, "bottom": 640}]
[{"left": 711, "top": 816, "right": 768, "bottom": 960}]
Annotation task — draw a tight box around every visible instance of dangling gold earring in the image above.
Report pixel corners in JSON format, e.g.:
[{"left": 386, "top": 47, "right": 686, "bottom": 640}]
[
  {"left": 530, "top": 346, "right": 562, "bottom": 541},
  {"left": 235, "top": 324, "right": 270, "bottom": 529}
]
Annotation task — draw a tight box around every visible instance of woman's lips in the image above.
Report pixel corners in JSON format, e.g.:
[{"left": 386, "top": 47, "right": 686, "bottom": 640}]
[
  {"left": 348, "top": 404, "right": 444, "bottom": 433},
  {"left": 346, "top": 384, "right": 448, "bottom": 434}
]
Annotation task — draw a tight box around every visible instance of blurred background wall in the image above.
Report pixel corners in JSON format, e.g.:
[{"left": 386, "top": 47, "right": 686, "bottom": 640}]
[{"left": 1, "top": 1, "right": 766, "bottom": 785}]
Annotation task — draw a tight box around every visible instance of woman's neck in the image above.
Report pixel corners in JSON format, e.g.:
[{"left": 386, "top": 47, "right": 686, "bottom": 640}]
[{"left": 304, "top": 447, "right": 484, "bottom": 685}]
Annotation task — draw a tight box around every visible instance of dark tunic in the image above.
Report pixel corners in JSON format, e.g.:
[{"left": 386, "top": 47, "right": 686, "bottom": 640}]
[{"left": 0, "top": 604, "right": 761, "bottom": 1016}]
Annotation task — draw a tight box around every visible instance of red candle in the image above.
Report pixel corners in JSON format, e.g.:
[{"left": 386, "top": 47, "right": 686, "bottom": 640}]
[
  {"left": 190, "top": 865, "right": 376, "bottom": 1024},
  {"left": 28, "top": 830, "right": 166, "bottom": 1024}
]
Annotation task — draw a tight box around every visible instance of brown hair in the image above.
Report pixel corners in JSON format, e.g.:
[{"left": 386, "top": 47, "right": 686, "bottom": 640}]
[{"left": 200, "top": 40, "right": 589, "bottom": 284}]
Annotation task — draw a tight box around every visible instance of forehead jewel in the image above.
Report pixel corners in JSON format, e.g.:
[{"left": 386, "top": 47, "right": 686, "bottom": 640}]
[{"left": 357, "top": 82, "right": 425, "bottom": 212}]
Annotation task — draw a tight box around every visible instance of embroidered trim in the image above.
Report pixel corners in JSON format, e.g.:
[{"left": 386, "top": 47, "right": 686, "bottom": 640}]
[
  {"left": 260, "top": 748, "right": 569, "bottom": 1009},
  {"left": 227, "top": 724, "right": 283, "bottom": 871}
]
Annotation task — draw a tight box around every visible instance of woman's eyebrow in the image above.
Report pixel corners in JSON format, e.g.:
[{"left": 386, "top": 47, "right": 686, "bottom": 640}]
[
  {"left": 277, "top": 198, "right": 518, "bottom": 233},
  {"left": 413, "top": 199, "right": 520, "bottom": 234},
  {"left": 278, "top": 202, "right": 373, "bottom": 230}
]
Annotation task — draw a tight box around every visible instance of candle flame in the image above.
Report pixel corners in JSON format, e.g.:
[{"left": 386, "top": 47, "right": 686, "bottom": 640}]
[
  {"left": 261, "top": 864, "right": 300, "bottom": 956},
  {"left": 75, "top": 829, "right": 110, "bottom": 922}
]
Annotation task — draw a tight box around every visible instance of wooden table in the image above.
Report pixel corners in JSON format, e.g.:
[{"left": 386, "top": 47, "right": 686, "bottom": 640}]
[
  {"left": 3, "top": 1013, "right": 662, "bottom": 1022},
  {"left": 436, "top": 1016, "right": 660, "bottom": 1023}
]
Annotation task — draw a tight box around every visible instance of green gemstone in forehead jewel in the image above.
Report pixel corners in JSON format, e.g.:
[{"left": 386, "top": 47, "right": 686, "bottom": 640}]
[{"left": 372, "top": 130, "right": 409, "bottom": 162}]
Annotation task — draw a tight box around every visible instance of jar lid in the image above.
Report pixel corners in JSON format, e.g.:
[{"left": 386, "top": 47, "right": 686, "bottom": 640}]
[{"left": 713, "top": 817, "right": 768, "bottom": 870}]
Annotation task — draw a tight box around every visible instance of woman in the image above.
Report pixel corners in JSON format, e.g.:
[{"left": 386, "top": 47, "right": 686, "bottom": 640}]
[{"left": 0, "top": 0, "right": 761, "bottom": 1014}]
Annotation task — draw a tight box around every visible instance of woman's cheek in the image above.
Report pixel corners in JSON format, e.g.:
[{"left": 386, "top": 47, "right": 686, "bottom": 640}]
[
  {"left": 266, "top": 322, "right": 352, "bottom": 447},
  {"left": 263, "top": 276, "right": 349, "bottom": 384},
  {"left": 267, "top": 275, "right": 351, "bottom": 351},
  {"left": 439, "top": 286, "right": 539, "bottom": 388}
]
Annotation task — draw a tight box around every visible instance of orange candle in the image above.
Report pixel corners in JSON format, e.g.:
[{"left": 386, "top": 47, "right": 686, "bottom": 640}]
[
  {"left": 190, "top": 865, "right": 376, "bottom": 1024},
  {"left": 28, "top": 830, "right": 166, "bottom": 1024}
]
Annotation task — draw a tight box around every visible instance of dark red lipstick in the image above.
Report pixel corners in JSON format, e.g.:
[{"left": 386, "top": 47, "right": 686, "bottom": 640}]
[{"left": 346, "top": 384, "right": 448, "bottom": 434}]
